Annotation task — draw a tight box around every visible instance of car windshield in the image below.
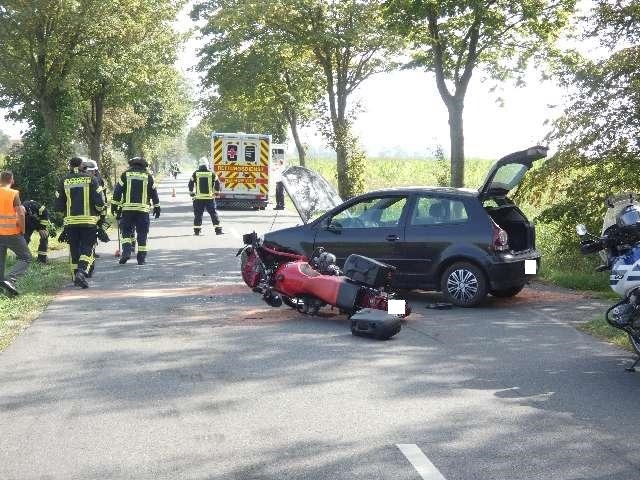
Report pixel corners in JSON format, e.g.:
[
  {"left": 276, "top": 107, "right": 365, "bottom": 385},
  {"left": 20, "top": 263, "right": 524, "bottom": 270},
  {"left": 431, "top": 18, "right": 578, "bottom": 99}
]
[{"left": 602, "top": 193, "right": 640, "bottom": 234}]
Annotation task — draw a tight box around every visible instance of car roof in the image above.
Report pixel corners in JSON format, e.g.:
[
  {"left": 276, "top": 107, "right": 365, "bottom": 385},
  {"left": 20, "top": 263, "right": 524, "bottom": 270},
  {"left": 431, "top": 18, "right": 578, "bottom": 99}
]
[{"left": 359, "top": 186, "right": 479, "bottom": 198}]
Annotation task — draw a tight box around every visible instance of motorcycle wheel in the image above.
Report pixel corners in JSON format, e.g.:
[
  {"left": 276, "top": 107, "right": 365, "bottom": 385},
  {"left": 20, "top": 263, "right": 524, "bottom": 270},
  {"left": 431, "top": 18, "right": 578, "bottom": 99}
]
[{"left": 629, "top": 334, "right": 640, "bottom": 356}]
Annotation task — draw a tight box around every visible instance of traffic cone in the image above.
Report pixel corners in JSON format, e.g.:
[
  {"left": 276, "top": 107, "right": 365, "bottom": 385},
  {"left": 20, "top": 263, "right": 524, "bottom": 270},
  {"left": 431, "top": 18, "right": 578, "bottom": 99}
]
[{"left": 172, "top": 187, "right": 176, "bottom": 197}]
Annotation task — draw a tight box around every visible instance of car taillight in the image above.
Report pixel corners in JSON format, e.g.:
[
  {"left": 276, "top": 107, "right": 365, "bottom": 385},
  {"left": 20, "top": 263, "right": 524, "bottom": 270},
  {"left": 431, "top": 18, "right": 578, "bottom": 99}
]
[{"left": 492, "top": 221, "right": 509, "bottom": 251}]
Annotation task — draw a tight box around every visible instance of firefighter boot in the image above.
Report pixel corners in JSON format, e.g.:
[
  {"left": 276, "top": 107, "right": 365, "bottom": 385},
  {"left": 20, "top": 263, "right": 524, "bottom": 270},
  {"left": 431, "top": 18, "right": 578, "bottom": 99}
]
[
  {"left": 137, "top": 252, "right": 146, "bottom": 265},
  {"left": 194, "top": 228, "right": 201, "bottom": 236},
  {"left": 37, "top": 254, "right": 47, "bottom": 264},
  {"left": 74, "top": 270, "right": 89, "bottom": 289},
  {"left": 215, "top": 226, "right": 223, "bottom": 235},
  {"left": 119, "top": 244, "right": 132, "bottom": 264}
]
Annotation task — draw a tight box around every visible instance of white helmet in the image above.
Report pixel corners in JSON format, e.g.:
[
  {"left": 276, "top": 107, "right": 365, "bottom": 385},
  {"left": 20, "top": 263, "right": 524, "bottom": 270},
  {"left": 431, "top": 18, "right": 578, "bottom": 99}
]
[
  {"left": 199, "top": 158, "right": 209, "bottom": 168},
  {"left": 82, "top": 159, "right": 98, "bottom": 172}
]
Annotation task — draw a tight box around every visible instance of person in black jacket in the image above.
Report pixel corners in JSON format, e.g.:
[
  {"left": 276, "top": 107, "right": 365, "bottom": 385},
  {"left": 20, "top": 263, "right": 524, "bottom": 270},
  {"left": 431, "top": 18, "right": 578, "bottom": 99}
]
[
  {"left": 22, "top": 200, "right": 56, "bottom": 264},
  {"left": 54, "top": 157, "right": 106, "bottom": 288},
  {"left": 111, "top": 156, "right": 160, "bottom": 265}
]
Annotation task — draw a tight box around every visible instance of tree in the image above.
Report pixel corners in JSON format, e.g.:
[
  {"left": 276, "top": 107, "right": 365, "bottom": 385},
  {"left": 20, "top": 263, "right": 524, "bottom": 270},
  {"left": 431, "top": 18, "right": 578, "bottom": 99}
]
[
  {"left": 193, "top": 0, "right": 400, "bottom": 198},
  {"left": 385, "top": 0, "right": 576, "bottom": 187},
  {"left": 197, "top": 29, "right": 324, "bottom": 166},
  {"left": 0, "top": 129, "right": 9, "bottom": 155},
  {"left": 74, "top": 0, "right": 184, "bottom": 164},
  {"left": 514, "top": 0, "right": 640, "bottom": 269}
]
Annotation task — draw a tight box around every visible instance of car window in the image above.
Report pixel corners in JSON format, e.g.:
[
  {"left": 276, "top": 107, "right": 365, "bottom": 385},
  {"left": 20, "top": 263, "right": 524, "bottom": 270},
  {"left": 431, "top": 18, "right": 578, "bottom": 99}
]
[
  {"left": 331, "top": 197, "right": 407, "bottom": 229},
  {"left": 410, "top": 197, "right": 468, "bottom": 226}
]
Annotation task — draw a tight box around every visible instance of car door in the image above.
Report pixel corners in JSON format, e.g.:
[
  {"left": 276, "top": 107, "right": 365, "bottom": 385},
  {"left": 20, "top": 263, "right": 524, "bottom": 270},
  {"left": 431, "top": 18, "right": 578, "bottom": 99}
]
[
  {"left": 313, "top": 195, "right": 409, "bottom": 269},
  {"left": 403, "top": 195, "right": 474, "bottom": 288}
]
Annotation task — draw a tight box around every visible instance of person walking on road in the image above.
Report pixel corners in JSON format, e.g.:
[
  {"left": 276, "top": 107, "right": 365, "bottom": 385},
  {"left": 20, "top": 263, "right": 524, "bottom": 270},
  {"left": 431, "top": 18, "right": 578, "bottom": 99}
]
[
  {"left": 188, "top": 160, "right": 222, "bottom": 236},
  {"left": 55, "top": 157, "right": 106, "bottom": 289},
  {"left": 111, "top": 156, "right": 160, "bottom": 265},
  {"left": 0, "top": 171, "right": 32, "bottom": 296},
  {"left": 272, "top": 158, "right": 287, "bottom": 210},
  {"left": 22, "top": 199, "right": 55, "bottom": 264}
]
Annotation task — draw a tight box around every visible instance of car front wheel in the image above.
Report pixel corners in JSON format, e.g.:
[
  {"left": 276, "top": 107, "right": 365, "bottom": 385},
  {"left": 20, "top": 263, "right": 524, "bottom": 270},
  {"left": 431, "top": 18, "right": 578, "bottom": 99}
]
[{"left": 441, "top": 262, "right": 488, "bottom": 307}]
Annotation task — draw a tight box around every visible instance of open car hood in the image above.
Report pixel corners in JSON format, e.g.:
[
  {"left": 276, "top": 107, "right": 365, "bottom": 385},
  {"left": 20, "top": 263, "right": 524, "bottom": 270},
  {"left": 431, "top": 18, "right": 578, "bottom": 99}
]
[
  {"left": 281, "top": 166, "right": 343, "bottom": 224},
  {"left": 478, "top": 145, "right": 548, "bottom": 199}
]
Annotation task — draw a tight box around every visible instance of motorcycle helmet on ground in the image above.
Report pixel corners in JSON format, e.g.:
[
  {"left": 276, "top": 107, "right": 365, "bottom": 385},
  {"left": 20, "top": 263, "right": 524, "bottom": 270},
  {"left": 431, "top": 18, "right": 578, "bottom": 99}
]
[
  {"left": 129, "top": 156, "right": 148, "bottom": 167},
  {"left": 617, "top": 204, "right": 640, "bottom": 230}
]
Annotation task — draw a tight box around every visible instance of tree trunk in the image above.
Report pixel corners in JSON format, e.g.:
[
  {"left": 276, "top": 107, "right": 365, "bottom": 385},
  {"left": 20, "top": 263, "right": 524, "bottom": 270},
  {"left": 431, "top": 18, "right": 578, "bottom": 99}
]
[
  {"left": 88, "top": 94, "right": 105, "bottom": 163},
  {"left": 287, "top": 113, "right": 306, "bottom": 167},
  {"left": 447, "top": 102, "right": 465, "bottom": 188},
  {"left": 39, "top": 97, "right": 57, "bottom": 135}
]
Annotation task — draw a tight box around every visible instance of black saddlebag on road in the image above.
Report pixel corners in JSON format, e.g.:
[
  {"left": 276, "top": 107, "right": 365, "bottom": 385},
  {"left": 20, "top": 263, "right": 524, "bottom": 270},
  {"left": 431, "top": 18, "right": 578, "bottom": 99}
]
[
  {"left": 350, "top": 308, "right": 402, "bottom": 340},
  {"left": 343, "top": 254, "right": 395, "bottom": 288}
]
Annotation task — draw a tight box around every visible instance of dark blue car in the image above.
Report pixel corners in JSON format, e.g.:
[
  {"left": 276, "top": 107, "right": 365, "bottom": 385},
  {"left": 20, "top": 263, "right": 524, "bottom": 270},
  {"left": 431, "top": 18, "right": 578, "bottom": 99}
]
[{"left": 264, "top": 146, "right": 546, "bottom": 307}]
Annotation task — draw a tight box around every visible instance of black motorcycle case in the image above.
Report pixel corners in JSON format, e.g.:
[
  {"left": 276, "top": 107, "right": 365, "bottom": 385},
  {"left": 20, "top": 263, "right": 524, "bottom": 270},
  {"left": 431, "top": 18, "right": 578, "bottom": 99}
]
[
  {"left": 343, "top": 254, "right": 395, "bottom": 288},
  {"left": 350, "top": 308, "right": 402, "bottom": 340}
]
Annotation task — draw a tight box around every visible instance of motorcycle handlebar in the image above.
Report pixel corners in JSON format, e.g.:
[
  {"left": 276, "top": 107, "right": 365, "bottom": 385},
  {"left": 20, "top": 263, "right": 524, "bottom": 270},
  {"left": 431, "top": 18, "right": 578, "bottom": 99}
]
[{"left": 580, "top": 239, "right": 604, "bottom": 254}]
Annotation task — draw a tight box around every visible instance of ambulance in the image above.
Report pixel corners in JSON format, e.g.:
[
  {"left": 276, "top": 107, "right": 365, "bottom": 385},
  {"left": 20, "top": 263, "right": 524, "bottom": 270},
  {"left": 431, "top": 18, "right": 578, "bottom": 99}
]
[{"left": 211, "top": 132, "right": 271, "bottom": 209}]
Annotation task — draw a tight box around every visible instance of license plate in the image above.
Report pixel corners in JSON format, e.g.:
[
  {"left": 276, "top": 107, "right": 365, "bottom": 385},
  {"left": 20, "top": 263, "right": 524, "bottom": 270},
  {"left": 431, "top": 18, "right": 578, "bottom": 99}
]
[
  {"left": 388, "top": 299, "right": 406, "bottom": 315},
  {"left": 525, "top": 259, "right": 537, "bottom": 275}
]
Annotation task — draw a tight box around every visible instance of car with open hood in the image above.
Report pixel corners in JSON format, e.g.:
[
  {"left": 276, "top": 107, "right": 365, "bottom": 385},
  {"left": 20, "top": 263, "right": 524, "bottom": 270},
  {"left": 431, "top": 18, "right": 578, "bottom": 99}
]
[{"left": 263, "top": 146, "right": 546, "bottom": 306}]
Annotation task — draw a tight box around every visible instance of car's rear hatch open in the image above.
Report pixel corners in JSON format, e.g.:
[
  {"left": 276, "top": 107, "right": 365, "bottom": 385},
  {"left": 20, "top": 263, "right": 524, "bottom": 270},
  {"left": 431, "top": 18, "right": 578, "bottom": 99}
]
[{"left": 479, "top": 146, "right": 548, "bottom": 252}]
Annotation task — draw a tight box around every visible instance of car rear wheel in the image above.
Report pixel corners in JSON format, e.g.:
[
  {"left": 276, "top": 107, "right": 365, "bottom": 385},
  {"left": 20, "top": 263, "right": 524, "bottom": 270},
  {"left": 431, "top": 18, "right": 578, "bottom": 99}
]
[
  {"left": 441, "top": 262, "right": 487, "bottom": 307},
  {"left": 490, "top": 284, "right": 525, "bottom": 298}
]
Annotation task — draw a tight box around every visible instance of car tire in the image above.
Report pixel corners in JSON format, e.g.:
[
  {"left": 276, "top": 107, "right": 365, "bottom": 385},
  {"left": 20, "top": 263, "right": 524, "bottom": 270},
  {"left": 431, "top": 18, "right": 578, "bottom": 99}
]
[
  {"left": 441, "top": 262, "right": 487, "bottom": 307},
  {"left": 490, "top": 284, "right": 525, "bottom": 298}
]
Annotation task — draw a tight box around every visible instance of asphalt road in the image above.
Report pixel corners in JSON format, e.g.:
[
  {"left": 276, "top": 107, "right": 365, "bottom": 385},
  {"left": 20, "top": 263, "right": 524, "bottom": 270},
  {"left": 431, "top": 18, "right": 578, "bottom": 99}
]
[{"left": 1, "top": 174, "right": 639, "bottom": 480}]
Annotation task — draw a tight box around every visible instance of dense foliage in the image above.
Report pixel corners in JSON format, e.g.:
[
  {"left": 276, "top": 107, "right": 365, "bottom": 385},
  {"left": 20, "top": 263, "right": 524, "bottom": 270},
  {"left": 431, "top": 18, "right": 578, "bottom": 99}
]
[{"left": 517, "top": 0, "right": 640, "bottom": 248}]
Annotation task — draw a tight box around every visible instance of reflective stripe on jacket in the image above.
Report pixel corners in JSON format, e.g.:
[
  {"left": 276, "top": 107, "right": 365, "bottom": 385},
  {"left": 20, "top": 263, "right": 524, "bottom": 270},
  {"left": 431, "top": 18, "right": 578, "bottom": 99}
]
[
  {"left": 54, "top": 169, "right": 106, "bottom": 226},
  {"left": 0, "top": 186, "right": 20, "bottom": 236},
  {"left": 112, "top": 168, "right": 160, "bottom": 212},
  {"left": 195, "top": 171, "right": 215, "bottom": 200}
]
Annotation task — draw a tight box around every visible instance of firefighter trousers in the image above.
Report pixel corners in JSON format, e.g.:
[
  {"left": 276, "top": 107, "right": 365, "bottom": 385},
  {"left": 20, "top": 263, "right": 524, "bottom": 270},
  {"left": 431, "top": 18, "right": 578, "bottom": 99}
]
[
  {"left": 24, "top": 227, "right": 49, "bottom": 262},
  {"left": 120, "top": 211, "right": 149, "bottom": 260},
  {"left": 67, "top": 226, "right": 96, "bottom": 274},
  {"left": 193, "top": 199, "right": 219, "bottom": 232}
]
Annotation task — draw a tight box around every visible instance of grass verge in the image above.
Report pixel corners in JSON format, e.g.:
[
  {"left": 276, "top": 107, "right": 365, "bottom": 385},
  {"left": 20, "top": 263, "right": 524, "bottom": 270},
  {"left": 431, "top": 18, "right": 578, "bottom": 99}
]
[
  {"left": 577, "top": 317, "right": 635, "bottom": 352},
  {"left": 538, "top": 267, "right": 618, "bottom": 299},
  {"left": 0, "top": 259, "right": 69, "bottom": 351}
]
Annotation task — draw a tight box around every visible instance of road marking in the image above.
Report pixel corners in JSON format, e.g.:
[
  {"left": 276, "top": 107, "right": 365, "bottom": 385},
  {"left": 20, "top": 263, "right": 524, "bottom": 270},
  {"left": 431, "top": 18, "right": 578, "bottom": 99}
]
[{"left": 397, "top": 444, "right": 447, "bottom": 480}]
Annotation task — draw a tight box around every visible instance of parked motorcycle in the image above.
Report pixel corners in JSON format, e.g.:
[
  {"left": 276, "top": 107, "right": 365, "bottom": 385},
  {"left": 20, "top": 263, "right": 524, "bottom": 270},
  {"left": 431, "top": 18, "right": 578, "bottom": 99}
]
[
  {"left": 576, "top": 193, "right": 640, "bottom": 371},
  {"left": 237, "top": 232, "right": 410, "bottom": 340}
]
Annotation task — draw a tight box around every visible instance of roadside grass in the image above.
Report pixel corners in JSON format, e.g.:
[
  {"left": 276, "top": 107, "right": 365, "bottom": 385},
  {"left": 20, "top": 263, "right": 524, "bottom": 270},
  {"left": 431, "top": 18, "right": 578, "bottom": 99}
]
[
  {"left": 0, "top": 259, "right": 69, "bottom": 351},
  {"left": 577, "top": 317, "right": 634, "bottom": 352},
  {"left": 538, "top": 268, "right": 617, "bottom": 299}
]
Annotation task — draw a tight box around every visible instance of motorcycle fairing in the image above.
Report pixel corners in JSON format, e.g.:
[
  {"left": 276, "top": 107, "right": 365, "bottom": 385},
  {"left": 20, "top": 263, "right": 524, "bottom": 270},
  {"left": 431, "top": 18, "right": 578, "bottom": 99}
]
[
  {"left": 281, "top": 166, "right": 343, "bottom": 224},
  {"left": 602, "top": 193, "right": 640, "bottom": 234}
]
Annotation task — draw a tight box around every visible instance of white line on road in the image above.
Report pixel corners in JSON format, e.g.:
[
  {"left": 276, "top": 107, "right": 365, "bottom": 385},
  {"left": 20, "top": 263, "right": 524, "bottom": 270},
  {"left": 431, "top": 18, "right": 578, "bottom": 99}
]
[{"left": 397, "top": 444, "right": 447, "bottom": 480}]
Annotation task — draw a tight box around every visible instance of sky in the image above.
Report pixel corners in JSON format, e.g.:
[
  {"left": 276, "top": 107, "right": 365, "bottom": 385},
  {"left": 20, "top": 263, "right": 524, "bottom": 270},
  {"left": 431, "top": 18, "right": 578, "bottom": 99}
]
[{"left": 0, "top": 3, "right": 569, "bottom": 160}]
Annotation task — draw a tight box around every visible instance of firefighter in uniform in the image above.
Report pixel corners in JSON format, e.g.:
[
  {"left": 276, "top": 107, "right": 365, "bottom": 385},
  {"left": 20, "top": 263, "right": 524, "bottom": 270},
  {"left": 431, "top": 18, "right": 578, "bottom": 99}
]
[
  {"left": 111, "top": 156, "right": 160, "bottom": 265},
  {"left": 22, "top": 200, "right": 56, "bottom": 263},
  {"left": 54, "top": 157, "right": 106, "bottom": 288},
  {"left": 81, "top": 159, "right": 110, "bottom": 268},
  {"left": 188, "top": 161, "right": 222, "bottom": 236}
]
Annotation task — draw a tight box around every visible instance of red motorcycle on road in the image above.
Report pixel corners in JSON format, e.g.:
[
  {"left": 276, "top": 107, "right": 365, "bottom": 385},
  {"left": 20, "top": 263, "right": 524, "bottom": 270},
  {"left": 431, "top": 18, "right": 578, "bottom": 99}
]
[{"left": 238, "top": 232, "right": 410, "bottom": 340}]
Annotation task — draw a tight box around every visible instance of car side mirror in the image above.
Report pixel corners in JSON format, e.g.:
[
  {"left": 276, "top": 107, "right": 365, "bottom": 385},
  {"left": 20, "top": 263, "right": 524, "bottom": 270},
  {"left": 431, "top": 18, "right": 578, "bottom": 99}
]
[
  {"left": 327, "top": 222, "right": 341, "bottom": 233},
  {"left": 576, "top": 224, "right": 588, "bottom": 236}
]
